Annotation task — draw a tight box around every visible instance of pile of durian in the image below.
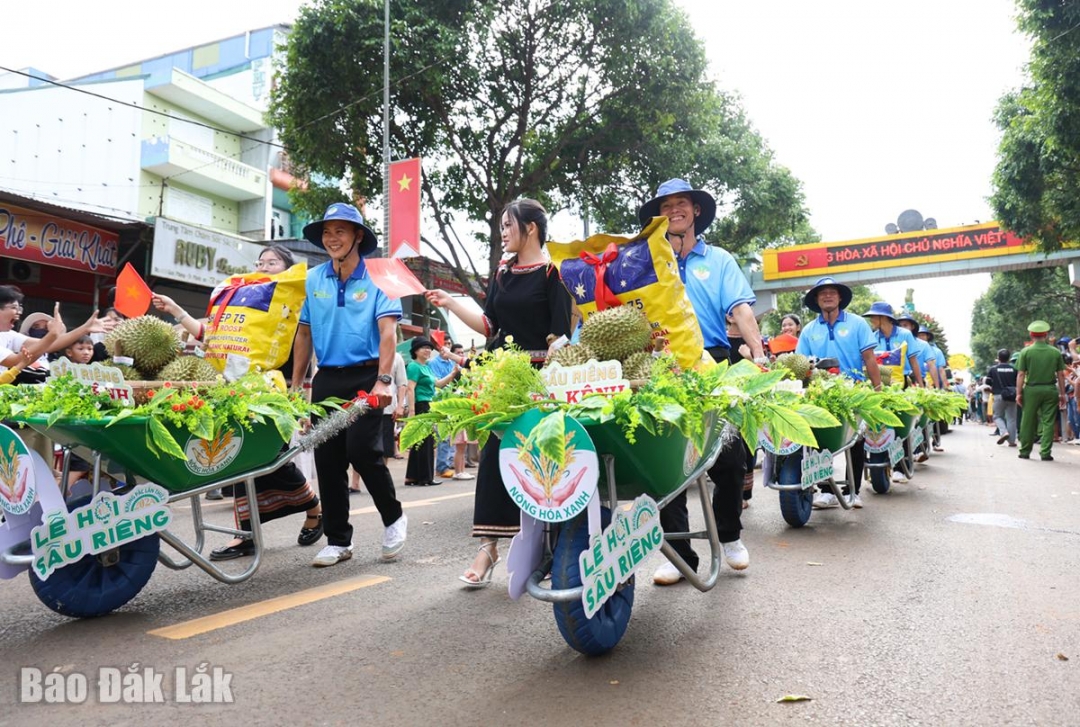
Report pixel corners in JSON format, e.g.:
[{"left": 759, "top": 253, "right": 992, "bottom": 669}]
[
  {"left": 104, "top": 315, "right": 217, "bottom": 381},
  {"left": 545, "top": 305, "right": 656, "bottom": 380},
  {"left": 770, "top": 352, "right": 829, "bottom": 384}
]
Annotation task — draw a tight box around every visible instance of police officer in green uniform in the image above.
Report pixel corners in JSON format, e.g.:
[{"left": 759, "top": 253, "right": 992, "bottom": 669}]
[{"left": 1016, "top": 320, "right": 1068, "bottom": 461}]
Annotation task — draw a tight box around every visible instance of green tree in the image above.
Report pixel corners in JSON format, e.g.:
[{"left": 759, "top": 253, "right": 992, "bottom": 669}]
[
  {"left": 269, "top": 0, "right": 807, "bottom": 297},
  {"left": 969, "top": 267, "right": 1080, "bottom": 372},
  {"left": 989, "top": 0, "right": 1080, "bottom": 252}
]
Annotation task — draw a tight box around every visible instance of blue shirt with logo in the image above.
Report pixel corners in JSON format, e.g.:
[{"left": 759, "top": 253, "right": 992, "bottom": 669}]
[
  {"left": 795, "top": 310, "right": 876, "bottom": 380},
  {"left": 426, "top": 353, "right": 455, "bottom": 379},
  {"left": 298, "top": 260, "right": 402, "bottom": 366},
  {"left": 873, "top": 325, "right": 919, "bottom": 376},
  {"left": 909, "top": 336, "right": 934, "bottom": 375},
  {"left": 677, "top": 237, "right": 755, "bottom": 349}
]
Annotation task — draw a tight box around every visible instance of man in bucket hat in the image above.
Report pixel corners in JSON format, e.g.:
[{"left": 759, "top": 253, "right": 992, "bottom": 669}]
[
  {"left": 1015, "top": 320, "right": 1067, "bottom": 461},
  {"left": 796, "top": 277, "right": 881, "bottom": 508},
  {"left": 862, "top": 301, "right": 924, "bottom": 388},
  {"left": 291, "top": 203, "right": 408, "bottom": 566},
  {"left": 638, "top": 178, "right": 764, "bottom": 584}
]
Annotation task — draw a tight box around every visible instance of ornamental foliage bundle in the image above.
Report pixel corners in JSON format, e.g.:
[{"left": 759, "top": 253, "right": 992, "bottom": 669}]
[{"left": 400, "top": 346, "right": 839, "bottom": 468}]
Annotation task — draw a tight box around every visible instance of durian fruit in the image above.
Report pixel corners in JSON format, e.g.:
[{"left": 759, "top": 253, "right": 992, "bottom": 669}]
[
  {"left": 106, "top": 360, "right": 142, "bottom": 382},
  {"left": 880, "top": 366, "right": 893, "bottom": 387},
  {"left": 622, "top": 351, "right": 655, "bottom": 381},
  {"left": 105, "top": 315, "right": 181, "bottom": 374},
  {"left": 546, "top": 344, "right": 596, "bottom": 368},
  {"left": 157, "top": 356, "right": 219, "bottom": 382},
  {"left": 774, "top": 352, "right": 811, "bottom": 381},
  {"left": 578, "top": 306, "right": 652, "bottom": 362}
]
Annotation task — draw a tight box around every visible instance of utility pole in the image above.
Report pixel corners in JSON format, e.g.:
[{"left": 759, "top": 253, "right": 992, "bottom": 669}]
[{"left": 382, "top": 0, "right": 390, "bottom": 256}]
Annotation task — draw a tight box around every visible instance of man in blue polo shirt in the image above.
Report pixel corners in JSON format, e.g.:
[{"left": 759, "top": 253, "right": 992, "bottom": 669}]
[
  {"left": 796, "top": 277, "right": 881, "bottom": 508},
  {"left": 637, "top": 178, "right": 765, "bottom": 585},
  {"left": 863, "top": 302, "right": 924, "bottom": 387},
  {"left": 918, "top": 327, "right": 948, "bottom": 389},
  {"left": 292, "top": 203, "right": 408, "bottom": 567},
  {"left": 896, "top": 314, "right": 939, "bottom": 388}
]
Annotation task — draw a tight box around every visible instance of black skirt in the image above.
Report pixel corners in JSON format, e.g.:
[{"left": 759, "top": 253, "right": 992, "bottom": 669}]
[
  {"left": 471, "top": 435, "right": 521, "bottom": 539},
  {"left": 405, "top": 400, "right": 435, "bottom": 483}
]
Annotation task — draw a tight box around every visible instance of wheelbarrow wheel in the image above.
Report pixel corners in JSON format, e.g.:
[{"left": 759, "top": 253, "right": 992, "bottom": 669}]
[
  {"left": 864, "top": 451, "right": 889, "bottom": 496},
  {"left": 776, "top": 452, "right": 812, "bottom": 527},
  {"left": 551, "top": 508, "right": 634, "bottom": 656},
  {"left": 28, "top": 496, "right": 159, "bottom": 618}
]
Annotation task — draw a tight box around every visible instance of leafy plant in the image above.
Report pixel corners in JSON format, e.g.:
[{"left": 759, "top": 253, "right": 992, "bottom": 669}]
[
  {"left": 400, "top": 350, "right": 840, "bottom": 468},
  {"left": 0, "top": 373, "right": 330, "bottom": 460},
  {"left": 803, "top": 376, "right": 903, "bottom": 432},
  {"left": 900, "top": 386, "right": 968, "bottom": 423}
]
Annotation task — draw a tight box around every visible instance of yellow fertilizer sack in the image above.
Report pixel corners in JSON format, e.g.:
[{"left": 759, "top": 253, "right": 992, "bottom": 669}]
[
  {"left": 203, "top": 262, "right": 307, "bottom": 377},
  {"left": 548, "top": 217, "right": 705, "bottom": 370}
]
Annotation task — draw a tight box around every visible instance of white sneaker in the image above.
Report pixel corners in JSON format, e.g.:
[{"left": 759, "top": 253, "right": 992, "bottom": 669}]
[
  {"left": 813, "top": 492, "right": 839, "bottom": 509},
  {"left": 722, "top": 539, "right": 749, "bottom": 571},
  {"left": 891, "top": 470, "right": 908, "bottom": 483},
  {"left": 381, "top": 514, "right": 408, "bottom": 561},
  {"left": 851, "top": 493, "right": 863, "bottom": 509},
  {"left": 312, "top": 544, "right": 353, "bottom": 567},
  {"left": 452, "top": 472, "right": 475, "bottom": 480},
  {"left": 652, "top": 561, "right": 685, "bottom": 586}
]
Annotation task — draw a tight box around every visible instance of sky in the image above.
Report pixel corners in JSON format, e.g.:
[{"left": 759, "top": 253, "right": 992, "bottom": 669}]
[{"left": 2, "top": 0, "right": 1033, "bottom": 353}]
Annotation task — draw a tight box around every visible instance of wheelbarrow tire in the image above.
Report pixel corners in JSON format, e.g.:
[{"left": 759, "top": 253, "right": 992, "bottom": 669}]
[
  {"left": 777, "top": 452, "right": 812, "bottom": 527},
  {"left": 28, "top": 495, "right": 159, "bottom": 618},
  {"left": 867, "top": 451, "right": 891, "bottom": 494},
  {"left": 551, "top": 508, "right": 634, "bottom": 656}
]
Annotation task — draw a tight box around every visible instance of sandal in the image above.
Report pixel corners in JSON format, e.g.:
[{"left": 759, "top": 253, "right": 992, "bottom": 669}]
[
  {"left": 297, "top": 513, "right": 324, "bottom": 546},
  {"left": 458, "top": 539, "right": 499, "bottom": 589}
]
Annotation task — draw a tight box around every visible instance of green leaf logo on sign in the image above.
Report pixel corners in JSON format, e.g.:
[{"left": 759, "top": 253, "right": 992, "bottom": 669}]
[
  {"left": 499, "top": 410, "right": 598, "bottom": 523},
  {"left": 0, "top": 424, "right": 36, "bottom": 516}
]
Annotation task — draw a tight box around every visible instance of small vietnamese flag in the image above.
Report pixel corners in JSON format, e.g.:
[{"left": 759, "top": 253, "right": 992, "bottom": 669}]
[
  {"left": 364, "top": 257, "right": 427, "bottom": 300},
  {"left": 430, "top": 329, "right": 446, "bottom": 348},
  {"left": 114, "top": 263, "right": 152, "bottom": 318}
]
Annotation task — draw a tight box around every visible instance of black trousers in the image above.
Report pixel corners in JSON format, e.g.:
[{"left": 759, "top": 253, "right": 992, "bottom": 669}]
[
  {"left": 311, "top": 366, "right": 403, "bottom": 546},
  {"left": 381, "top": 414, "right": 396, "bottom": 457},
  {"left": 659, "top": 433, "right": 746, "bottom": 572}
]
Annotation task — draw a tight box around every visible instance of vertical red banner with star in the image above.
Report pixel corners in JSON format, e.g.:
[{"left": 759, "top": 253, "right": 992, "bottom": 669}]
[{"left": 389, "top": 157, "right": 421, "bottom": 258}]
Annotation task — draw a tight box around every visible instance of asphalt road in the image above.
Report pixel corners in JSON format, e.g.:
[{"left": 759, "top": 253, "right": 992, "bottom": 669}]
[{"left": 2, "top": 421, "right": 1078, "bottom": 726}]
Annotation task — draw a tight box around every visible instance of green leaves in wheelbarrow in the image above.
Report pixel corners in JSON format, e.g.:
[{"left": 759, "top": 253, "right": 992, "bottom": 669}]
[
  {"left": 146, "top": 416, "right": 185, "bottom": 460},
  {"left": 523, "top": 410, "right": 568, "bottom": 468}
]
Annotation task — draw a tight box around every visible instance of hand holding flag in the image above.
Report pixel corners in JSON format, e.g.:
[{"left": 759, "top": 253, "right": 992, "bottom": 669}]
[
  {"left": 114, "top": 263, "right": 153, "bottom": 318},
  {"left": 364, "top": 257, "right": 428, "bottom": 299}
]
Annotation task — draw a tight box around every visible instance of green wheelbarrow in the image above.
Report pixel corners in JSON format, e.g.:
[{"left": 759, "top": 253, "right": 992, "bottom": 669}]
[
  {"left": 0, "top": 412, "right": 334, "bottom": 618},
  {"left": 499, "top": 410, "right": 727, "bottom": 656}
]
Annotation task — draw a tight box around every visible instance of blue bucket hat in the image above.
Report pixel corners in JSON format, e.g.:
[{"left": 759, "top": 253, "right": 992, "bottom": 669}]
[
  {"left": 637, "top": 178, "right": 717, "bottom": 235},
  {"left": 917, "top": 325, "right": 934, "bottom": 339},
  {"left": 302, "top": 203, "right": 379, "bottom": 257},
  {"left": 862, "top": 301, "right": 897, "bottom": 321},
  {"left": 803, "top": 277, "right": 853, "bottom": 313},
  {"left": 895, "top": 312, "right": 917, "bottom": 325}
]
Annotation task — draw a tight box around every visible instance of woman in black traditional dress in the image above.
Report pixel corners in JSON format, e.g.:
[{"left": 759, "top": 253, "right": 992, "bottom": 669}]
[
  {"left": 426, "top": 199, "right": 574, "bottom": 588},
  {"left": 152, "top": 245, "right": 324, "bottom": 560}
]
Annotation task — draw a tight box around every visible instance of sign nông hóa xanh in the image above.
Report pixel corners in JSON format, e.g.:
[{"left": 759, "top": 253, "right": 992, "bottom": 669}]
[
  {"left": 579, "top": 495, "right": 662, "bottom": 619},
  {"left": 30, "top": 485, "right": 172, "bottom": 580},
  {"left": 499, "top": 410, "right": 598, "bottom": 523}
]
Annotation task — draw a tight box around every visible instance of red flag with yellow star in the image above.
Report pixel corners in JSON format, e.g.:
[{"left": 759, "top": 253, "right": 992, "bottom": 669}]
[
  {"left": 114, "top": 262, "right": 152, "bottom": 318},
  {"left": 389, "top": 158, "right": 421, "bottom": 258}
]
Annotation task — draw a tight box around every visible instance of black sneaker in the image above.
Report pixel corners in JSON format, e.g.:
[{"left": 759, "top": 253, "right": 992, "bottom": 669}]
[{"left": 1041, "top": 455, "right": 1054, "bottom": 462}]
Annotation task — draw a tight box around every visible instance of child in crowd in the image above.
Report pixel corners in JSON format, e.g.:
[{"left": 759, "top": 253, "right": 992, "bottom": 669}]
[{"left": 61, "top": 334, "right": 95, "bottom": 364}]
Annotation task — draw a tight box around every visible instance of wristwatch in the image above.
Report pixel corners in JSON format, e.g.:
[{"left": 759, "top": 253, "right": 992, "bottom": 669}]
[{"left": 377, "top": 374, "right": 393, "bottom": 385}]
